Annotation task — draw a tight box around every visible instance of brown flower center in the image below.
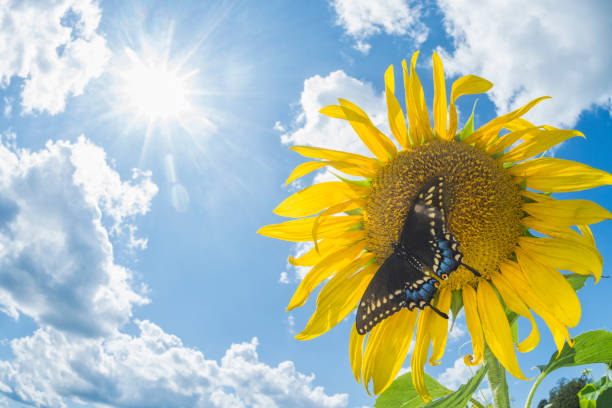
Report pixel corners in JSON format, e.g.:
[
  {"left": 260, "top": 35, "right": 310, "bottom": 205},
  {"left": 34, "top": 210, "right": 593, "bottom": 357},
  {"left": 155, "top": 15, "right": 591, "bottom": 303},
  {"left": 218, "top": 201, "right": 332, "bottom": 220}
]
[{"left": 363, "top": 140, "right": 522, "bottom": 289}]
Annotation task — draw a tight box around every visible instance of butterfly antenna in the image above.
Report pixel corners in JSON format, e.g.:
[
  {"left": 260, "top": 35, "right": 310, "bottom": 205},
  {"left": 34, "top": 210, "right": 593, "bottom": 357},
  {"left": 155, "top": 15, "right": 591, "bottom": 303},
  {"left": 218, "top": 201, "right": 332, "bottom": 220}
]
[
  {"left": 461, "top": 262, "right": 481, "bottom": 277},
  {"left": 429, "top": 304, "right": 449, "bottom": 319}
]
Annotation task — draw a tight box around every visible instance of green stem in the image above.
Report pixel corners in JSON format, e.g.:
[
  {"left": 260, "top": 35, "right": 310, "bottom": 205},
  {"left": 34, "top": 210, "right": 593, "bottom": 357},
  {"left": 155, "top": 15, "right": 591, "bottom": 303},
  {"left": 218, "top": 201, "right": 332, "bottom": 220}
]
[
  {"left": 524, "top": 372, "right": 546, "bottom": 408},
  {"left": 484, "top": 345, "right": 511, "bottom": 408}
]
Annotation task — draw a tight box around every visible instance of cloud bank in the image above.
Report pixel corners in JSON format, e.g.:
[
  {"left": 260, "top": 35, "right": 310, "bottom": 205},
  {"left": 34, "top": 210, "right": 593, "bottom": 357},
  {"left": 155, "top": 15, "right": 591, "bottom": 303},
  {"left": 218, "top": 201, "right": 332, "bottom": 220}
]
[
  {"left": 0, "top": 0, "right": 110, "bottom": 115},
  {"left": 331, "top": 0, "right": 428, "bottom": 54},
  {"left": 437, "top": 0, "right": 612, "bottom": 126},
  {"left": 0, "top": 321, "right": 347, "bottom": 408},
  {"left": 0, "top": 137, "right": 346, "bottom": 408}
]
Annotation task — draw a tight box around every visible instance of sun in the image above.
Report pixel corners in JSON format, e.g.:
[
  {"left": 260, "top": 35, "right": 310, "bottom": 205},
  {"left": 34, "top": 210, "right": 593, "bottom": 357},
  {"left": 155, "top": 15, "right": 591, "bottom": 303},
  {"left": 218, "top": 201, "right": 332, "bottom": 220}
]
[
  {"left": 124, "top": 64, "right": 187, "bottom": 120},
  {"left": 117, "top": 48, "right": 196, "bottom": 123}
]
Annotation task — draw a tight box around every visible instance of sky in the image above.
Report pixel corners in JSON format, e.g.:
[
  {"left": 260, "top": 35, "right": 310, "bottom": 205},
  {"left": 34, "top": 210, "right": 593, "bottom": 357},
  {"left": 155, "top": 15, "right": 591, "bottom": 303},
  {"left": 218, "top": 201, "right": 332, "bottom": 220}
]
[{"left": 0, "top": 1, "right": 610, "bottom": 407}]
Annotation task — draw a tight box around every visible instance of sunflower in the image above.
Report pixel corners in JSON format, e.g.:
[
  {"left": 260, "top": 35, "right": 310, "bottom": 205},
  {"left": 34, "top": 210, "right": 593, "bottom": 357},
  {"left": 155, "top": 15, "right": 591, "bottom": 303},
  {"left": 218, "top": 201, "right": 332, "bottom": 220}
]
[{"left": 258, "top": 51, "right": 612, "bottom": 400}]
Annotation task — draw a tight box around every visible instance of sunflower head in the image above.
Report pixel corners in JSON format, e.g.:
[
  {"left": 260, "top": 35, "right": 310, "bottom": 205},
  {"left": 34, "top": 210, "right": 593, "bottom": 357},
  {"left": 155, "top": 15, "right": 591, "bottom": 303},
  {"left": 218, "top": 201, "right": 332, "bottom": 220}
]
[{"left": 258, "top": 50, "right": 611, "bottom": 399}]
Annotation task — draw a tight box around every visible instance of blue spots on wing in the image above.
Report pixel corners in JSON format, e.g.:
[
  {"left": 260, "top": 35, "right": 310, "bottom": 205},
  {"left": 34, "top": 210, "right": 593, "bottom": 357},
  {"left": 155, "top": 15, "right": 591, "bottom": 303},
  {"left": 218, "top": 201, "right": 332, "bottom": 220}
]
[
  {"left": 406, "top": 279, "right": 438, "bottom": 304},
  {"left": 431, "top": 239, "right": 461, "bottom": 280},
  {"left": 438, "top": 240, "right": 452, "bottom": 250}
]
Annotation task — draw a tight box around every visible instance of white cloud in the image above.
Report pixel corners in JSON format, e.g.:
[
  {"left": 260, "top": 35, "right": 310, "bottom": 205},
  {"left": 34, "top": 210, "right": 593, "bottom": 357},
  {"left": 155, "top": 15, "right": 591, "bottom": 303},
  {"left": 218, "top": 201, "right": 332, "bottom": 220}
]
[
  {"left": 288, "top": 315, "right": 296, "bottom": 334},
  {"left": 437, "top": 357, "right": 491, "bottom": 404},
  {"left": 286, "top": 242, "right": 315, "bottom": 282},
  {"left": 437, "top": 0, "right": 612, "bottom": 126},
  {"left": 0, "top": 136, "right": 348, "bottom": 408},
  {"left": 0, "top": 321, "right": 348, "bottom": 408},
  {"left": 273, "top": 121, "right": 286, "bottom": 132},
  {"left": 279, "top": 271, "right": 290, "bottom": 284},
  {"left": 279, "top": 271, "right": 293, "bottom": 286},
  {"left": 437, "top": 357, "right": 477, "bottom": 390},
  {"left": 331, "top": 0, "right": 428, "bottom": 54},
  {"left": 0, "top": 136, "right": 155, "bottom": 336},
  {"left": 397, "top": 367, "right": 410, "bottom": 377},
  {"left": 0, "top": 0, "right": 110, "bottom": 115},
  {"left": 281, "top": 70, "right": 388, "bottom": 156},
  {"left": 448, "top": 310, "right": 467, "bottom": 342},
  {"left": 448, "top": 321, "right": 466, "bottom": 342},
  {"left": 353, "top": 40, "right": 371, "bottom": 55},
  {"left": 2, "top": 98, "right": 11, "bottom": 118}
]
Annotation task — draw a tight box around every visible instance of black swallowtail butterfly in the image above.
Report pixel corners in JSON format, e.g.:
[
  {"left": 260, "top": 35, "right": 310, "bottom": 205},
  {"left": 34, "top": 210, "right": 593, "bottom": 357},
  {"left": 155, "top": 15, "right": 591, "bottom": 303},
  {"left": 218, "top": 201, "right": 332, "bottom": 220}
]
[{"left": 356, "top": 176, "right": 480, "bottom": 335}]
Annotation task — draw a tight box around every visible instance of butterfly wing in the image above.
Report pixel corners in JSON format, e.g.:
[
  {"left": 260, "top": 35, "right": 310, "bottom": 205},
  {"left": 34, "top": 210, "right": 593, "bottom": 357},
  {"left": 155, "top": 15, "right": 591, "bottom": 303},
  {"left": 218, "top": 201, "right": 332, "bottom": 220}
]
[
  {"left": 356, "top": 254, "right": 439, "bottom": 335},
  {"left": 401, "top": 176, "right": 464, "bottom": 280},
  {"left": 355, "top": 176, "right": 479, "bottom": 335}
]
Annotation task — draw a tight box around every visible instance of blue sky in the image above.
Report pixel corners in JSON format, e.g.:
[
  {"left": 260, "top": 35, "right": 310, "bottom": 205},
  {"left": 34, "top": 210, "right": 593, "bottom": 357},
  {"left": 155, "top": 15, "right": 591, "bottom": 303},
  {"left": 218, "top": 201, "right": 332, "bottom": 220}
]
[{"left": 0, "top": 1, "right": 610, "bottom": 407}]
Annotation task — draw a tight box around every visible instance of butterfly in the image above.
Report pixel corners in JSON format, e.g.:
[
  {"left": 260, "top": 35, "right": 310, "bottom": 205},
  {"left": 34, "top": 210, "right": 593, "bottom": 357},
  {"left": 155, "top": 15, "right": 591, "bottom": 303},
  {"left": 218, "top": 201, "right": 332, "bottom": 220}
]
[{"left": 356, "top": 176, "right": 480, "bottom": 335}]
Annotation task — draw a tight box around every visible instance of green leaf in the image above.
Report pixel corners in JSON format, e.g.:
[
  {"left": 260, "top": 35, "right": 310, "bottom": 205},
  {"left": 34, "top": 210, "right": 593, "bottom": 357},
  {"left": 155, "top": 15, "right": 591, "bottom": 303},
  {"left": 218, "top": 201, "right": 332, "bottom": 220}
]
[
  {"left": 422, "top": 366, "right": 488, "bottom": 408},
  {"left": 450, "top": 290, "right": 463, "bottom": 329},
  {"left": 332, "top": 173, "right": 371, "bottom": 189},
  {"left": 579, "top": 376, "right": 612, "bottom": 408},
  {"left": 344, "top": 208, "right": 363, "bottom": 216},
  {"left": 457, "top": 100, "right": 478, "bottom": 141},
  {"left": 348, "top": 221, "right": 364, "bottom": 231},
  {"left": 564, "top": 273, "right": 589, "bottom": 292},
  {"left": 538, "top": 330, "right": 612, "bottom": 376},
  {"left": 579, "top": 383, "right": 597, "bottom": 408},
  {"left": 375, "top": 372, "right": 451, "bottom": 408}
]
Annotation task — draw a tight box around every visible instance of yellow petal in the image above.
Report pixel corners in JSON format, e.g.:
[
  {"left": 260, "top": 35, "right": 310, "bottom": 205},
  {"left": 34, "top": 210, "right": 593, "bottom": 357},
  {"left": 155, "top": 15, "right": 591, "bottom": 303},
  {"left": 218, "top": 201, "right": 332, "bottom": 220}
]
[
  {"left": 491, "top": 273, "right": 540, "bottom": 353},
  {"left": 447, "top": 75, "right": 493, "bottom": 139},
  {"left": 432, "top": 52, "right": 448, "bottom": 141},
  {"left": 411, "top": 310, "right": 433, "bottom": 402},
  {"left": 288, "top": 231, "right": 364, "bottom": 266},
  {"left": 498, "top": 129, "right": 584, "bottom": 163},
  {"left": 285, "top": 160, "right": 377, "bottom": 184},
  {"left": 290, "top": 145, "right": 381, "bottom": 174},
  {"left": 312, "top": 200, "right": 364, "bottom": 251},
  {"left": 285, "top": 161, "right": 330, "bottom": 185},
  {"left": 408, "top": 51, "right": 433, "bottom": 142},
  {"left": 462, "top": 285, "right": 484, "bottom": 366},
  {"left": 385, "top": 65, "right": 410, "bottom": 149},
  {"left": 429, "top": 287, "right": 452, "bottom": 365},
  {"left": 401, "top": 59, "right": 418, "bottom": 146},
  {"left": 577, "top": 224, "right": 596, "bottom": 248},
  {"left": 518, "top": 235, "right": 602, "bottom": 285},
  {"left": 477, "top": 280, "right": 527, "bottom": 380},
  {"left": 500, "top": 260, "right": 572, "bottom": 353},
  {"left": 274, "top": 182, "right": 362, "bottom": 217},
  {"left": 319, "top": 104, "right": 345, "bottom": 119},
  {"left": 504, "top": 117, "right": 537, "bottom": 132},
  {"left": 337, "top": 98, "right": 398, "bottom": 162},
  {"left": 287, "top": 241, "right": 367, "bottom": 310},
  {"left": 521, "top": 218, "right": 603, "bottom": 280},
  {"left": 327, "top": 161, "right": 379, "bottom": 178},
  {"left": 362, "top": 309, "right": 418, "bottom": 395},
  {"left": 522, "top": 197, "right": 612, "bottom": 229},
  {"left": 577, "top": 225, "right": 603, "bottom": 283},
  {"left": 509, "top": 158, "right": 612, "bottom": 192},
  {"left": 349, "top": 323, "right": 366, "bottom": 384},
  {"left": 464, "top": 96, "right": 550, "bottom": 148},
  {"left": 296, "top": 258, "right": 375, "bottom": 340},
  {"left": 515, "top": 247, "right": 581, "bottom": 327},
  {"left": 485, "top": 126, "right": 542, "bottom": 156},
  {"left": 257, "top": 215, "right": 362, "bottom": 242}
]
